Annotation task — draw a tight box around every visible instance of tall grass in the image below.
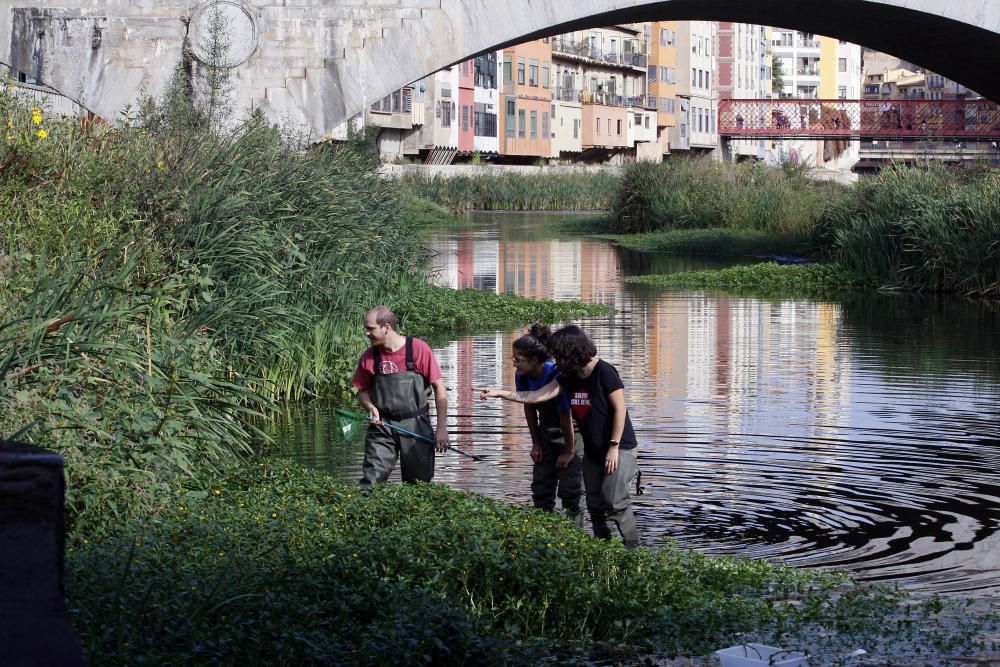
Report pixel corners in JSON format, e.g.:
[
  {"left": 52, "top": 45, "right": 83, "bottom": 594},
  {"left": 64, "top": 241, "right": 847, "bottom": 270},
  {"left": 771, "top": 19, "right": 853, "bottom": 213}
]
[
  {"left": 396, "top": 170, "right": 620, "bottom": 212},
  {"left": 821, "top": 165, "right": 1000, "bottom": 296},
  {"left": 610, "top": 157, "right": 839, "bottom": 237}
]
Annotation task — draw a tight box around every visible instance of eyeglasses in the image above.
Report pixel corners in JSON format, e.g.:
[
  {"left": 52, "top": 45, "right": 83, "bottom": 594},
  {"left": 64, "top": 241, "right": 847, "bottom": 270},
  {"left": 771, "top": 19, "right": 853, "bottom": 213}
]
[{"left": 510, "top": 356, "right": 529, "bottom": 364}]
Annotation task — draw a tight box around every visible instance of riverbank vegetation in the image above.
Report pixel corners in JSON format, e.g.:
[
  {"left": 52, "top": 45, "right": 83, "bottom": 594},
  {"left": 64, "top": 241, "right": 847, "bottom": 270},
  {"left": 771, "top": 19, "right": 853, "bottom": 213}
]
[
  {"left": 67, "top": 461, "right": 993, "bottom": 666},
  {"left": 396, "top": 170, "right": 619, "bottom": 212},
  {"left": 606, "top": 159, "right": 998, "bottom": 298}
]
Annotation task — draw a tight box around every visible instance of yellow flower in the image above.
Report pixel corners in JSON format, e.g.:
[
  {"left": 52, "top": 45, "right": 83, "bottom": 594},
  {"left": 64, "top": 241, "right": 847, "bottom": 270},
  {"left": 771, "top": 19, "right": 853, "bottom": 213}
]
[
  {"left": 212, "top": 489, "right": 221, "bottom": 496},
  {"left": 36, "top": 129, "right": 47, "bottom": 139},
  {"left": 32, "top": 114, "right": 42, "bottom": 125},
  {"left": 31, "top": 107, "right": 40, "bottom": 115},
  {"left": 156, "top": 160, "right": 165, "bottom": 170},
  {"left": 5, "top": 120, "right": 11, "bottom": 129}
]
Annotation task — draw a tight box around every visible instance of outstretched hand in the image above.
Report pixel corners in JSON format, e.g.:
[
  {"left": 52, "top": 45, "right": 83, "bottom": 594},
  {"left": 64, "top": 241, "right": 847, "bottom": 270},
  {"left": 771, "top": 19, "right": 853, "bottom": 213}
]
[{"left": 474, "top": 387, "right": 506, "bottom": 401}]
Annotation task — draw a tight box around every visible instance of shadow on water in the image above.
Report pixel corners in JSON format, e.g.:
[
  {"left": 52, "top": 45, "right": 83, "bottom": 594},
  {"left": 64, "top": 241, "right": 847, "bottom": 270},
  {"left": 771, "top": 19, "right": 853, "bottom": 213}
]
[{"left": 270, "top": 212, "right": 1000, "bottom": 598}]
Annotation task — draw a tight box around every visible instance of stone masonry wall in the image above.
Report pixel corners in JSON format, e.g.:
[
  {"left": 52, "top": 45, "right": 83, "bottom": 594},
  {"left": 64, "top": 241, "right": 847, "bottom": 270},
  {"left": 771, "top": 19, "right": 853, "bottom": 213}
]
[{"left": 1, "top": 1, "right": 997, "bottom": 140}]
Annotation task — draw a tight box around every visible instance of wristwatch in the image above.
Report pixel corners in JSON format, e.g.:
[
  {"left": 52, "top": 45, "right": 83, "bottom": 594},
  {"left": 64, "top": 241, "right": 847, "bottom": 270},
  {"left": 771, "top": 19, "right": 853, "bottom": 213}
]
[{"left": 608, "top": 439, "right": 620, "bottom": 447}]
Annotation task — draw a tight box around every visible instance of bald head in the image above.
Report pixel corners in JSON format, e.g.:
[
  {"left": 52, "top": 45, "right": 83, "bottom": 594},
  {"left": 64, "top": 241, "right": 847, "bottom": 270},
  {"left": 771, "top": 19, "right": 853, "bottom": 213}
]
[{"left": 366, "top": 306, "right": 397, "bottom": 331}]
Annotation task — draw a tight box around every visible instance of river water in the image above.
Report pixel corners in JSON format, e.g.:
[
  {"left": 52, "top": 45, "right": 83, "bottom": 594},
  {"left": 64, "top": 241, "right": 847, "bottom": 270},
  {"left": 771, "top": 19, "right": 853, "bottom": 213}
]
[{"left": 273, "top": 212, "right": 1000, "bottom": 598}]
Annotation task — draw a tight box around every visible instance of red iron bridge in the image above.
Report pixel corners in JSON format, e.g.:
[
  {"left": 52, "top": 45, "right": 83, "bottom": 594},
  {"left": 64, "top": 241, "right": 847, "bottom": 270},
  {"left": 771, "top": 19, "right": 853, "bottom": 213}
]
[{"left": 718, "top": 99, "right": 1000, "bottom": 141}]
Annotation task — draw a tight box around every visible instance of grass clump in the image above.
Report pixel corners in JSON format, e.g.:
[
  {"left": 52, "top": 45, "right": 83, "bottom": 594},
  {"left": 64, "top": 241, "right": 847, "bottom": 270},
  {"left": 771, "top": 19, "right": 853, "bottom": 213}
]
[
  {"left": 627, "top": 261, "right": 878, "bottom": 294},
  {"left": 396, "top": 170, "right": 620, "bottom": 212},
  {"left": 606, "top": 228, "right": 816, "bottom": 258},
  {"left": 67, "top": 460, "right": 988, "bottom": 666}
]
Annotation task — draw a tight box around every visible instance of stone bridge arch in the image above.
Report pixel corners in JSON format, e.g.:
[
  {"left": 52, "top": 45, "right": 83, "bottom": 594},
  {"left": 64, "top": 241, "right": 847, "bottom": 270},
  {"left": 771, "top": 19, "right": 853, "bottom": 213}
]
[{"left": 2, "top": 0, "right": 997, "bottom": 139}]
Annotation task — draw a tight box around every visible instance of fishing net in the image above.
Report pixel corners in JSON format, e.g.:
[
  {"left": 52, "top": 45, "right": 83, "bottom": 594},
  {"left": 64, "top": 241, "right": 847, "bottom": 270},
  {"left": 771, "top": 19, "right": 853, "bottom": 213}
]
[{"left": 334, "top": 408, "right": 369, "bottom": 442}]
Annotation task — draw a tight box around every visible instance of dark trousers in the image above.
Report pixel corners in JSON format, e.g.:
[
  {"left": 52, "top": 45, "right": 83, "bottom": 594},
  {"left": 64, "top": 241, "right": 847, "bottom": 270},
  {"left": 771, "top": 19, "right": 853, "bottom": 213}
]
[
  {"left": 582, "top": 448, "right": 639, "bottom": 547},
  {"left": 359, "top": 415, "right": 434, "bottom": 490},
  {"left": 531, "top": 427, "right": 584, "bottom": 527}
]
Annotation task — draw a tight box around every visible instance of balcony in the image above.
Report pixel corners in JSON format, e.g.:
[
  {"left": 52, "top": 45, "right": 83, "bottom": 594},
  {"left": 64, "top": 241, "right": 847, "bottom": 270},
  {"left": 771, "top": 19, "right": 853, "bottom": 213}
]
[
  {"left": 553, "top": 87, "right": 582, "bottom": 103},
  {"left": 551, "top": 38, "right": 647, "bottom": 68},
  {"left": 798, "top": 38, "right": 821, "bottom": 49},
  {"left": 796, "top": 66, "right": 820, "bottom": 76}
]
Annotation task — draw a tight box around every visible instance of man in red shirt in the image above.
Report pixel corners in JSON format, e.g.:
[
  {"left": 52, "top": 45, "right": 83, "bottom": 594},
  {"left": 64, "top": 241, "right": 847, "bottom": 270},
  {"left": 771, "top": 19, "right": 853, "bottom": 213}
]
[{"left": 352, "top": 306, "right": 450, "bottom": 489}]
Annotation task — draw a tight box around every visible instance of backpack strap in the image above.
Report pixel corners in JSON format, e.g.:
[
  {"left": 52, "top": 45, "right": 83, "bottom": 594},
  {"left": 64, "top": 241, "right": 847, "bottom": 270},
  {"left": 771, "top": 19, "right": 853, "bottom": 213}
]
[{"left": 372, "top": 346, "right": 383, "bottom": 376}]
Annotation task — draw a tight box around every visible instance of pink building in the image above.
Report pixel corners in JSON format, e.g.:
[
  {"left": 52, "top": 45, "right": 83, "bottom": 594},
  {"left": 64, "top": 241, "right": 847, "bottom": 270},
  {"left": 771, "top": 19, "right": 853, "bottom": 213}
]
[{"left": 457, "top": 59, "right": 476, "bottom": 153}]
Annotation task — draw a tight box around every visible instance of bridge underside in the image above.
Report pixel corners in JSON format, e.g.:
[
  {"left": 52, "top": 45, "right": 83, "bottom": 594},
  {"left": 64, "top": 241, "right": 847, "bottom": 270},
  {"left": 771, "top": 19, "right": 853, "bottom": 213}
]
[{"left": 1, "top": 0, "right": 998, "bottom": 137}]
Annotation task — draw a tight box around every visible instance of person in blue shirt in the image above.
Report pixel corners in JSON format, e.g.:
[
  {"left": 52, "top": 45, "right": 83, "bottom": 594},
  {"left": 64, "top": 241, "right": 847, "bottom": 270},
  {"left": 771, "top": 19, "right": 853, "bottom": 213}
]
[
  {"left": 512, "top": 324, "right": 584, "bottom": 527},
  {"left": 480, "top": 325, "right": 639, "bottom": 547}
]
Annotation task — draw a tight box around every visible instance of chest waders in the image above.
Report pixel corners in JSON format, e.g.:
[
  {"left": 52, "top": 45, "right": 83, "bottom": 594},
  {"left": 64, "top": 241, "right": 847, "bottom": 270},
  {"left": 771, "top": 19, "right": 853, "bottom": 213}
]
[
  {"left": 528, "top": 364, "right": 584, "bottom": 526},
  {"left": 359, "top": 337, "right": 436, "bottom": 490}
]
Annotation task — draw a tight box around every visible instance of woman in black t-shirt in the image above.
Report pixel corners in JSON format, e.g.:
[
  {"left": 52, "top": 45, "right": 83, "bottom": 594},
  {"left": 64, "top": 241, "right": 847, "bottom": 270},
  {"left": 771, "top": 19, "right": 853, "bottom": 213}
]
[{"left": 478, "top": 325, "right": 639, "bottom": 547}]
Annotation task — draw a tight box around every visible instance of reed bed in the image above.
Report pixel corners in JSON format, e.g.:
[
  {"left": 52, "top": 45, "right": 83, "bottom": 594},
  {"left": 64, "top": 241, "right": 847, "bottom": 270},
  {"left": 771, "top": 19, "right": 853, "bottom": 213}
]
[
  {"left": 396, "top": 170, "right": 620, "bottom": 212},
  {"left": 609, "top": 157, "right": 838, "bottom": 237},
  {"left": 821, "top": 165, "right": 1000, "bottom": 296}
]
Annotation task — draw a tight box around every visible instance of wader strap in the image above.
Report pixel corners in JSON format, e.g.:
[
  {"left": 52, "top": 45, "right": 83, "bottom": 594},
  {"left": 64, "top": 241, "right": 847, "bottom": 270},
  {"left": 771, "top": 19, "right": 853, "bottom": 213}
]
[
  {"left": 373, "top": 338, "right": 417, "bottom": 376},
  {"left": 635, "top": 468, "right": 644, "bottom": 496}
]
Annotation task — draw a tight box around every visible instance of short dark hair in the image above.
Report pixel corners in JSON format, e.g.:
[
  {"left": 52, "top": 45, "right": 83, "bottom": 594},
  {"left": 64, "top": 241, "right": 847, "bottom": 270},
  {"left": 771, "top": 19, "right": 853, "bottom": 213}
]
[
  {"left": 368, "top": 306, "right": 397, "bottom": 330},
  {"left": 512, "top": 322, "right": 552, "bottom": 363},
  {"left": 548, "top": 325, "right": 596, "bottom": 375}
]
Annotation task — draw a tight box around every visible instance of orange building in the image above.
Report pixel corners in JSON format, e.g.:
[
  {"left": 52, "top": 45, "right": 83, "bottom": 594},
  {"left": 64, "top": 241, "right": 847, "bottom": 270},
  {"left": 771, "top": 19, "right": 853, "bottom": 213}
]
[{"left": 500, "top": 39, "right": 553, "bottom": 157}]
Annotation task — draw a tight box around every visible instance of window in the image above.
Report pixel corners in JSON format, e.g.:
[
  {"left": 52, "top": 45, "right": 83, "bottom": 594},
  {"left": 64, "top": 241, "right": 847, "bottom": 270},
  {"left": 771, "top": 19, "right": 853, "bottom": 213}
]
[
  {"left": 503, "top": 56, "right": 512, "bottom": 84},
  {"left": 838, "top": 86, "right": 847, "bottom": 99},
  {"left": 439, "top": 101, "right": 451, "bottom": 127},
  {"left": 838, "top": 58, "right": 847, "bottom": 73},
  {"left": 648, "top": 65, "right": 656, "bottom": 82},
  {"left": 518, "top": 109, "right": 526, "bottom": 138},
  {"left": 607, "top": 118, "right": 612, "bottom": 135},
  {"left": 660, "top": 28, "right": 667, "bottom": 46},
  {"left": 517, "top": 57, "right": 525, "bottom": 85},
  {"left": 660, "top": 66, "right": 668, "bottom": 82},
  {"left": 505, "top": 99, "right": 515, "bottom": 137},
  {"left": 529, "top": 59, "right": 538, "bottom": 86},
  {"left": 462, "top": 104, "right": 469, "bottom": 131},
  {"left": 692, "top": 70, "right": 697, "bottom": 86},
  {"left": 542, "top": 111, "right": 549, "bottom": 138},
  {"left": 542, "top": 62, "right": 549, "bottom": 88},
  {"left": 596, "top": 117, "right": 601, "bottom": 135},
  {"left": 530, "top": 110, "right": 537, "bottom": 138},
  {"left": 634, "top": 113, "right": 642, "bottom": 126},
  {"left": 474, "top": 103, "right": 497, "bottom": 137},
  {"left": 617, "top": 119, "right": 623, "bottom": 136},
  {"left": 573, "top": 118, "right": 579, "bottom": 139}
]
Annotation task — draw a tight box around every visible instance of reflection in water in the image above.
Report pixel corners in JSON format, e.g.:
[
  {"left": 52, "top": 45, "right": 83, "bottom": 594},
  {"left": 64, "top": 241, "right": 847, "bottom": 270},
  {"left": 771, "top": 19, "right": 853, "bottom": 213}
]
[{"left": 272, "top": 213, "right": 1000, "bottom": 598}]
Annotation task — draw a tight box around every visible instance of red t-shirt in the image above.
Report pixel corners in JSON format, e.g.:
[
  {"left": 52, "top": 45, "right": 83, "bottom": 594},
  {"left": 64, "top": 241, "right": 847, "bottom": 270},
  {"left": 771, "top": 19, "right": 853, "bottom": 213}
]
[{"left": 352, "top": 337, "right": 442, "bottom": 392}]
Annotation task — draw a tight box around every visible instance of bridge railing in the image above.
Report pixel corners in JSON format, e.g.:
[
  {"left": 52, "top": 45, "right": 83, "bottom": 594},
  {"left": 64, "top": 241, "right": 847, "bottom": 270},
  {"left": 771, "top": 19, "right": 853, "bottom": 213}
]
[{"left": 718, "top": 98, "right": 1000, "bottom": 140}]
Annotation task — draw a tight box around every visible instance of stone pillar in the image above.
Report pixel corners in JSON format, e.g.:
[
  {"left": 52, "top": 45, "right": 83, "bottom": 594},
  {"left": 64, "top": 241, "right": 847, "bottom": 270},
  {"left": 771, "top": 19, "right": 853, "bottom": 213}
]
[{"left": 0, "top": 441, "right": 85, "bottom": 666}]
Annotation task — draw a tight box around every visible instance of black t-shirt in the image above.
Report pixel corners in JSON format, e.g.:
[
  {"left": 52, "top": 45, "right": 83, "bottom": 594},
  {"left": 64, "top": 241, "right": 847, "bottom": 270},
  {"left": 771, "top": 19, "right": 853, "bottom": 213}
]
[{"left": 557, "top": 359, "right": 637, "bottom": 461}]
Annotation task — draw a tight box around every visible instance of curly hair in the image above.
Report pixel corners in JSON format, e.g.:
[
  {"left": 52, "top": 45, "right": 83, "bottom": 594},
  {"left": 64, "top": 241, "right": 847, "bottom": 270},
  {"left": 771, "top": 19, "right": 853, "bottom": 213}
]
[
  {"left": 547, "top": 325, "right": 596, "bottom": 376},
  {"left": 512, "top": 322, "right": 552, "bottom": 363}
]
